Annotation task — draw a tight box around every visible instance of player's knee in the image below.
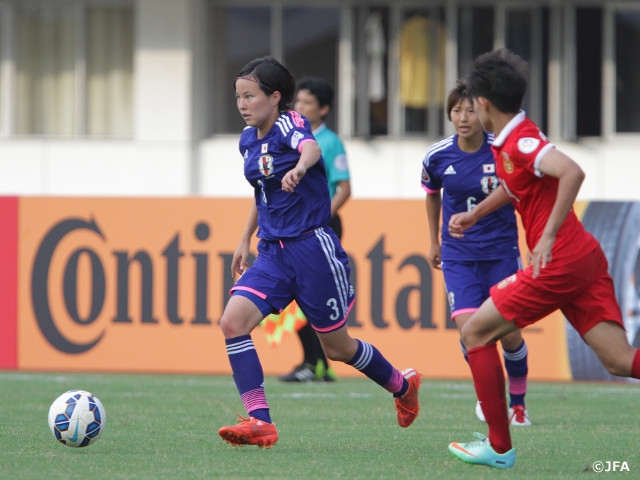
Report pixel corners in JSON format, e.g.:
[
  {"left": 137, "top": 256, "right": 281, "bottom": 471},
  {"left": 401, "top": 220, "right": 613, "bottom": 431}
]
[
  {"left": 459, "top": 328, "right": 482, "bottom": 350},
  {"left": 218, "top": 315, "right": 235, "bottom": 338},
  {"left": 218, "top": 314, "right": 251, "bottom": 339}
]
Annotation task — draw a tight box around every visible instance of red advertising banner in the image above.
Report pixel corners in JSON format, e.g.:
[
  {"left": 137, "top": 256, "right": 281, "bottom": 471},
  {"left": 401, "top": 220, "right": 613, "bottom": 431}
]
[{"left": 0, "top": 196, "right": 18, "bottom": 369}]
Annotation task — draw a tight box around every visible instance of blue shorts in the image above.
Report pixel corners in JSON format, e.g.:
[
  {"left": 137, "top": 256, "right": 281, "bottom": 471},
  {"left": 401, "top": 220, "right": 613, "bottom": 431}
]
[
  {"left": 231, "top": 227, "right": 355, "bottom": 333},
  {"left": 441, "top": 257, "right": 522, "bottom": 320}
]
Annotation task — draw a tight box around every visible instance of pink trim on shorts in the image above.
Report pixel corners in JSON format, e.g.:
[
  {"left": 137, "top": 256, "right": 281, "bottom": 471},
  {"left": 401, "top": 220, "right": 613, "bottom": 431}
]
[
  {"left": 451, "top": 307, "right": 479, "bottom": 321},
  {"left": 230, "top": 285, "right": 267, "bottom": 300},
  {"left": 314, "top": 317, "right": 347, "bottom": 333},
  {"left": 311, "top": 299, "right": 355, "bottom": 333}
]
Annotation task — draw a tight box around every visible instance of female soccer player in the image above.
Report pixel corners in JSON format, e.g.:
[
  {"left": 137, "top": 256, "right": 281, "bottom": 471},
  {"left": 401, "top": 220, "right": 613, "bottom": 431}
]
[
  {"left": 447, "top": 48, "right": 640, "bottom": 469},
  {"left": 217, "top": 56, "right": 420, "bottom": 448},
  {"left": 422, "top": 80, "right": 531, "bottom": 426}
]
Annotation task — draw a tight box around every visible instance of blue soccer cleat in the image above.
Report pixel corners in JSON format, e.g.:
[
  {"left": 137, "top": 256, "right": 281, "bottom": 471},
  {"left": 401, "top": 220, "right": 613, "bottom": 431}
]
[{"left": 448, "top": 432, "right": 516, "bottom": 469}]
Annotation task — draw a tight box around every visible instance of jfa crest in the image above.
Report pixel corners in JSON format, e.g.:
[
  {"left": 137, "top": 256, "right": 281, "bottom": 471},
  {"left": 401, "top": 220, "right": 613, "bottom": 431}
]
[
  {"left": 481, "top": 175, "right": 500, "bottom": 195},
  {"left": 258, "top": 154, "right": 274, "bottom": 176}
]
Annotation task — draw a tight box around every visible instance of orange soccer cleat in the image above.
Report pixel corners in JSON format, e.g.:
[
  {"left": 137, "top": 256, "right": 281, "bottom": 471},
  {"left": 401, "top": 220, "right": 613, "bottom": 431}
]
[
  {"left": 218, "top": 415, "right": 279, "bottom": 448},
  {"left": 395, "top": 368, "right": 422, "bottom": 427}
]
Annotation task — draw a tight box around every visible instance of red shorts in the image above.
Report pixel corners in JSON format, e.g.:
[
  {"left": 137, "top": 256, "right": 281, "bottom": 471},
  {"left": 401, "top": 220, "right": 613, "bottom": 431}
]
[{"left": 490, "top": 246, "right": 623, "bottom": 338}]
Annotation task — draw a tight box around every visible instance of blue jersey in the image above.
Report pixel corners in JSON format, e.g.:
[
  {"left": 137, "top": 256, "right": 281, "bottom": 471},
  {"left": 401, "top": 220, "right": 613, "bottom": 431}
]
[
  {"left": 421, "top": 131, "right": 519, "bottom": 261},
  {"left": 240, "top": 111, "right": 332, "bottom": 240}
]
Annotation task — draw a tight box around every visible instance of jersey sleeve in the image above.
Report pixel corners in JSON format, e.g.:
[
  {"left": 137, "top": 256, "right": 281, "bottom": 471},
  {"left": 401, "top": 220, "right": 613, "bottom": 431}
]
[
  {"left": 509, "top": 128, "right": 555, "bottom": 177},
  {"left": 280, "top": 111, "right": 317, "bottom": 153},
  {"left": 421, "top": 152, "right": 441, "bottom": 193},
  {"left": 238, "top": 126, "right": 252, "bottom": 155}
]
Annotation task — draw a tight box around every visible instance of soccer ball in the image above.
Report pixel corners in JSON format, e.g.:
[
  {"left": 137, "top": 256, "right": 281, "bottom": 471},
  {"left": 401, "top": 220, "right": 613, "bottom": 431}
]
[{"left": 48, "top": 390, "right": 106, "bottom": 447}]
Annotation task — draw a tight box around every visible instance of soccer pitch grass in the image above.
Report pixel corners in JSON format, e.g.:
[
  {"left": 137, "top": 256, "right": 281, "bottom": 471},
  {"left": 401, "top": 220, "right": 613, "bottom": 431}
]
[{"left": 0, "top": 372, "right": 637, "bottom": 479}]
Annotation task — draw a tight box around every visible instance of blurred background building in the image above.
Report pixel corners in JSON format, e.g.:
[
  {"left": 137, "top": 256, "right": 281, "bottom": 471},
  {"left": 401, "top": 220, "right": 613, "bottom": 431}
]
[{"left": 0, "top": 0, "right": 639, "bottom": 200}]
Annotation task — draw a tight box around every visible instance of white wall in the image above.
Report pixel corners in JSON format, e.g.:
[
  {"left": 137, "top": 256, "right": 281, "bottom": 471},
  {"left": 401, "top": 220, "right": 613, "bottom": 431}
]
[
  {"left": 0, "top": 135, "right": 639, "bottom": 200},
  {"left": 0, "top": 140, "right": 191, "bottom": 196}
]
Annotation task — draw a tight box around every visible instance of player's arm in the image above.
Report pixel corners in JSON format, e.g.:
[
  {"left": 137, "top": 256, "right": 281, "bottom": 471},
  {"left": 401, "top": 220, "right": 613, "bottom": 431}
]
[
  {"left": 232, "top": 203, "right": 258, "bottom": 276},
  {"left": 425, "top": 191, "right": 442, "bottom": 269},
  {"left": 330, "top": 179, "right": 351, "bottom": 217},
  {"left": 448, "top": 185, "right": 511, "bottom": 238},
  {"left": 281, "top": 140, "right": 322, "bottom": 192},
  {"left": 531, "top": 148, "right": 585, "bottom": 276}
]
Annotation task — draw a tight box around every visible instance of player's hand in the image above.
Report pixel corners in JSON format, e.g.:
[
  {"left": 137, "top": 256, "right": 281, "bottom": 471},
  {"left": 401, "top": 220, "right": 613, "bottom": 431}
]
[
  {"left": 428, "top": 244, "right": 442, "bottom": 270},
  {"left": 530, "top": 232, "right": 555, "bottom": 278},
  {"left": 281, "top": 165, "right": 307, "bottom": 192},
  {"left": 448, "top": 212, "right": 477, "bottom": 238},
  {"left": 231, "top": 242, "right": 251, "bottom": 277},
  {"left": 231, "top": 255, "right": 249, "bottom": 277}
]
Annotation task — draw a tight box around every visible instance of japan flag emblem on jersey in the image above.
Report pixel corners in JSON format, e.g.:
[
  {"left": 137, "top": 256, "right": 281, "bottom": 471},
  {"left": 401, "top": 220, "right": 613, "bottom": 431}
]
[
  {"left": 259, "top": 154, "right": 274, "bottom": 176},
  {"left": 481, "top": 175, "right": 500, "bottom": 195}
]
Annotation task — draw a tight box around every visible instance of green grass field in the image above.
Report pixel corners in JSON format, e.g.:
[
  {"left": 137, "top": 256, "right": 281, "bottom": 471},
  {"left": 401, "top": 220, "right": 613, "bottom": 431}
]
[{"left": 0, "top": 371, "right": 637, "bottom": 479}]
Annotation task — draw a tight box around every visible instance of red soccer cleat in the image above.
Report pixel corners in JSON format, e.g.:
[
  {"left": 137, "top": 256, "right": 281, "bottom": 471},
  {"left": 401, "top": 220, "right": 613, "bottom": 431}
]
[
  {"left": 395, "top": 368, "right": 422, "bottom": 427},
  {"left": 218, "top": 415, "right": 279, "bottom": 448}
]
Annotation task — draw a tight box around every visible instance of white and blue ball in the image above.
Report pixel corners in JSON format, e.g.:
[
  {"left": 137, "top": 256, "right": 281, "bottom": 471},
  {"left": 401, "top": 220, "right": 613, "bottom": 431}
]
[{"left": 48, "top": 390, "right": 106, "bottom": 447}]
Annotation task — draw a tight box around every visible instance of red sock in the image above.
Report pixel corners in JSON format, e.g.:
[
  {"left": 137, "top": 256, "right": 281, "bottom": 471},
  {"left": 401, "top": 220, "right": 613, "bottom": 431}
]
[
  {"left": 468, "top": 343, "right": 512, "bottom": 453},
  {"left": 631, "top": 349, "right": 640, "bottom": 379}
]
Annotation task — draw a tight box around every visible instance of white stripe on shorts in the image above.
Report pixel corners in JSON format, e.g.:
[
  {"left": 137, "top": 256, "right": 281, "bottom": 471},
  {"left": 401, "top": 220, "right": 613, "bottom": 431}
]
[{"left": 315, "top": 227, "right": 350, "bottom": 316}]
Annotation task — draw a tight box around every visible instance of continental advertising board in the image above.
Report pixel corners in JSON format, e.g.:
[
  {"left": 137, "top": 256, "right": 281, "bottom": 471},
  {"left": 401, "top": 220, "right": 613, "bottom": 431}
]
[{"left": 2, "top": 197, "right": 637, "bottom": 380}]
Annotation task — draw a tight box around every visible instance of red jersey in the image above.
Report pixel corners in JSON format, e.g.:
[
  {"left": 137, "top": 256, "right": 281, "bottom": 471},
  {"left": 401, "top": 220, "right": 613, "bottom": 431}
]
[{"left": 492, "top": 112, "right": 599, "bottom": 262}]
